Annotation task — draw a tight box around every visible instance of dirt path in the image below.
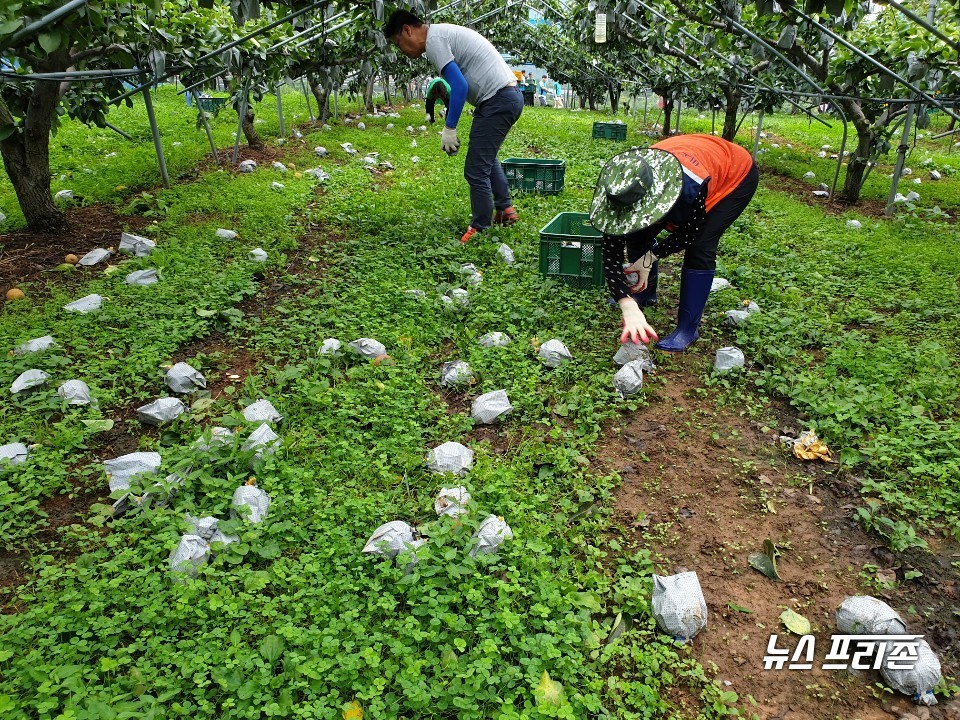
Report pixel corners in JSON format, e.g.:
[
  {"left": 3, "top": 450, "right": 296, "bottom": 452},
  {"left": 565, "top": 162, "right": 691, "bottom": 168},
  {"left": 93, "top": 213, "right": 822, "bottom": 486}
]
[{"left": 596, "top": 348, "right": 959, "bottom": 719}]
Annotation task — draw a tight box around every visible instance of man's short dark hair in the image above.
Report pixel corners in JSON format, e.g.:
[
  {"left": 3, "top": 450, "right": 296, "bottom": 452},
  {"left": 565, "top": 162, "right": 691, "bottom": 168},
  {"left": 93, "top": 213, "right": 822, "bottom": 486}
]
[{"left": 384, "top": 9, "right": 423, "bottom": 38}]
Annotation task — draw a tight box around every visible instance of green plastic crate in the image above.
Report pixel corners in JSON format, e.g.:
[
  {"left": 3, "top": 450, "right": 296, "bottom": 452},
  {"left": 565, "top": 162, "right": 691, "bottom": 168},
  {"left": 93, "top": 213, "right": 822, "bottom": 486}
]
[
  {"left": 197, "top": 96, "right": 228, "bottom": 113},
  {"left": 539, "top": 212, "right": 605, "bottom": 289},
  {"left": 501, "top": 158, "right": 565, "bottom": 194},
  {"left": 592, "top": 121, "right": 628, "bottom": 140}
]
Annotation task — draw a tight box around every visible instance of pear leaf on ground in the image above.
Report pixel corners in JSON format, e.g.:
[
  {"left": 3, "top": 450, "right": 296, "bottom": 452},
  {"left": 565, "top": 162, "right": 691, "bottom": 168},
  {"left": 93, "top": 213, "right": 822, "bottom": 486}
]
[
  {"left": 748, "top": 539, "right": 782, "bottom": 580},
  {"left": 780, "top": 608, "right": 811, "bottom": 635}
]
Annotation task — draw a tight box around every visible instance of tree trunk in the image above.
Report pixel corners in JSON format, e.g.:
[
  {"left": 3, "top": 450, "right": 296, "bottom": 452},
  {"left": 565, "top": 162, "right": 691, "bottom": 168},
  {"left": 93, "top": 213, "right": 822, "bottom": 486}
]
[
  {"left": 838, "top": 97, "right": 875, "bottom": 204},
  {"left": 721, "top": 85, "right": 741, "bottom": 141},
  {"left": 383, "top": 73, "right": 391, "bottom": 108},
  {"left": 840, "top": 132, "right": 876, "bottom": 204},
  {"left": 588, "top": 92, "right": 597, "bottom": 111},
  {"left": 0, "top": 78, "right": 64, "bottom": 231},
  {"left": 240, "top": 102, "right": 263, "bottom": 149},
  {"left": 578, "top": 93, "right": 586, "bottom": 109},
  {"left": 401, "top": 82, "right": 411, "bottom": 102},
  {"left": 608, "top": 84, "right": 620, "bottom": 114},
  {"left": 308, "top": 77, "right": 331, "bottom": 123},
  {"left": 662, "top": 98, "right": 674, "bottom": 138},
  {"left": 840, "top": 129, "right": 874, "bottom": 204},
  {"left": 363, "top": 75, "right": 375, "bottom": 114}
]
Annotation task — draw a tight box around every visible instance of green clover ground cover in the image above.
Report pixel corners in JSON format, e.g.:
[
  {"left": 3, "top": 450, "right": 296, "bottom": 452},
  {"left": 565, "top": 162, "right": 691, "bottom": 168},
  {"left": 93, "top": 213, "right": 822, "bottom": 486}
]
[
  {"left": 1, "top": 94, "right": 958, "bottom": 717},
  {"left": 0, "top": 91, "right": 321, "bottom": 548},
  {"left": 0, "top": 84, "right": 316, "bottom": 225},
  {"left": 0, "top": 99, "right": 733, "bottom": 718}
]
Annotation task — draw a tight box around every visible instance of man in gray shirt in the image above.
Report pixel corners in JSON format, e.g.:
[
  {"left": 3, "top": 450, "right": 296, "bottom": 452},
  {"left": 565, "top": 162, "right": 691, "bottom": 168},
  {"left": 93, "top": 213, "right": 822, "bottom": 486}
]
[{"left": 385, "top": 10, "right": 524, "bottom": 244}]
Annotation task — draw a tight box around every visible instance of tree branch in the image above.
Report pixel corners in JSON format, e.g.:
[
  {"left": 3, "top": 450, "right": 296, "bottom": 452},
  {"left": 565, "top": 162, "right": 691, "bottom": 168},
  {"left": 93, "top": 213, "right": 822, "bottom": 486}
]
[
  {"left": 0, "top": 95, "right": 15, "bottom": 126},
  {"left": 621, "top": 29, "right": 701, "bottom": 69},
  {"left": 666, "top": 0, "right": 727, "bottom": 30},
  {"left": 70, "top": 44, "right": 129, "bottom": 64}
]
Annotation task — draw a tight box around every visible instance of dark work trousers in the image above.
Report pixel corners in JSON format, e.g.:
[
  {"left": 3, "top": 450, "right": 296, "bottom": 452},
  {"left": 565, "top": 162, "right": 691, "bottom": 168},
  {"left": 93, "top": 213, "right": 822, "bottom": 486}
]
[
  {"left": 465, "top": 85, "right": 524, "bottom": 230},
  {"left": 625, "top": 163, "right": 759, "bottom": 271}
]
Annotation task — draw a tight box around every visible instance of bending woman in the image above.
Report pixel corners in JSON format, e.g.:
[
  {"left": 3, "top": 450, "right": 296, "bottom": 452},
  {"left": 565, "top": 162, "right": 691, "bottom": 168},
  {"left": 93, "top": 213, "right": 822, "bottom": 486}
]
[{"left": 590, "top": 134, "right": 759, "bottom": 351}]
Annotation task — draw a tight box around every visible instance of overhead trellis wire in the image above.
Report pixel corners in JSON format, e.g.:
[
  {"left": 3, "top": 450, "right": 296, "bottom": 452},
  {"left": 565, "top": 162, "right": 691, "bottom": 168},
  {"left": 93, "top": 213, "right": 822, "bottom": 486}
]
[
  {"left": 781, "top": 3, "right": 960, "bottom": 124},
  {"left": 626, "top": 0, "right": 832, "bottom": 128},
  {"left": 108, "top": 0, "right": 330, "bottom": 106}
]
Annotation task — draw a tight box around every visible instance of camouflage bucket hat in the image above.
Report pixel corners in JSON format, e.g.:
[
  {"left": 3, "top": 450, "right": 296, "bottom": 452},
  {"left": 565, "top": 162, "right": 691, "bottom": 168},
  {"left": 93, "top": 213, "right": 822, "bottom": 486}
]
[{"left": 589, "top": 147, "right": 683, "bottom": 236}]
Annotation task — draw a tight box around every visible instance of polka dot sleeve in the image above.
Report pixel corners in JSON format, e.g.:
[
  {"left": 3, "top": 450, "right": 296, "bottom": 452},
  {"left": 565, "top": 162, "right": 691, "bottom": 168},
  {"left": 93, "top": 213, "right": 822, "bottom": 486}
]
[
  {"left": 603, "top": 234, "right": 630, "bottom": 301},
  {"left": 654, "top": 185, "right": 708, "bottom": 258}
]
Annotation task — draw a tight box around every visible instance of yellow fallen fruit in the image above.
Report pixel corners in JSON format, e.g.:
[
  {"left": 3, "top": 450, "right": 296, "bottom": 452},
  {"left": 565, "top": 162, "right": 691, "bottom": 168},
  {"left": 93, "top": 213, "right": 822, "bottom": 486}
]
[
  {"left": 6, "top": 288, "right": 25, "bottom": 301},
  {"left": 792, "top": 430, "right": 835, "bottom": 462},
  {"left": 115, "top": 185, "right": 126, "bottom": 191},
  {"left": 294, "top": 171, "right": 303, "bottom": 179},
  {"left": 342, "top": 701, "right": 363, "bottom": 720},
  {"left": 65, "top": 253, "right": 79, "bottom": 264}
]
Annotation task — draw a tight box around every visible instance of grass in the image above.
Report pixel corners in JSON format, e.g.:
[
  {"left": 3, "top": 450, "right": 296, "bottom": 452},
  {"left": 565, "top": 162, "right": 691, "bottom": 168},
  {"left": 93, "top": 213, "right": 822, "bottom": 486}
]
[{"left": 0, "top": 88, "right": 958, "bottom": 717}]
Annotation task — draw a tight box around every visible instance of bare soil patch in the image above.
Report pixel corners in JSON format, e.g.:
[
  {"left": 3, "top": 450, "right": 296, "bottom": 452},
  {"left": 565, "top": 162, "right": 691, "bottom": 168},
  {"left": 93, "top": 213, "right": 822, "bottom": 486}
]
[
  {"left": 0, "top": 205, "right": 150, "bottom": 298},
  {"left": 596, "top": 350, "right": 959, "bottom": 719},
  {"left": 761, "top": 168, "right": 891, "bottom": 220},
  {"left": 215, "top": 143, "right": 287, "bottom": 171}
]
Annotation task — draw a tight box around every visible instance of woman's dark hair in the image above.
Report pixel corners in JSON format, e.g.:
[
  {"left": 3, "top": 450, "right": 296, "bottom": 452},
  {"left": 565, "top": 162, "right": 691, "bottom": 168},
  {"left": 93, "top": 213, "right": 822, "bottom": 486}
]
[{"left": 383, "top": 9, "right": 423, "bottom": 38}]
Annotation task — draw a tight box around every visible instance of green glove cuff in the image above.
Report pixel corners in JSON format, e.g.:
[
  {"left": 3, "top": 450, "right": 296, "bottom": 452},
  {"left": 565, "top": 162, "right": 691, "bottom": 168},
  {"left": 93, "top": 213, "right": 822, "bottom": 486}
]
[{"left": 427, "top": 77, "right": 451, "bottom": 100}]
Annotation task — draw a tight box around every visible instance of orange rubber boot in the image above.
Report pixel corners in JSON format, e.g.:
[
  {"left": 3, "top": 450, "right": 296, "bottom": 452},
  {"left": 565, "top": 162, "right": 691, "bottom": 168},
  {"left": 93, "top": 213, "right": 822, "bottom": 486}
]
[{"left": 460, "top": 226, "right": 479, "bottom": 244}]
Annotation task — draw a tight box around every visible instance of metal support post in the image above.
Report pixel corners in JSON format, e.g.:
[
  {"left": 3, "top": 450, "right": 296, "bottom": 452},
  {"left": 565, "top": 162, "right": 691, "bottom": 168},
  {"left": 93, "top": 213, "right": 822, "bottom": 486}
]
[
  {"left": 753, "top": 110, "right": 763, "bottom": 160},
  {"left": 333, "top": 89, "right": 339, "bottom": 120},
  {"left": 104, "top": 121, "right": 133, "bottom": 141},
  {"left": 276, "top": 84, "right": 285, "bottom": 138},
  {"left": 197, "top": 104, "right": 219, "bottom": 164},
  {"left": 141, "top": 81, "right": 170, "bottom": 188},
  {"left": 301, "top": 78, "right": 315, "bottom": 121},
  {"left": 886, "top": 0, "right": 937, "bottom": 215},
  {"left": 675, "top": 97, "right": 682, "bottom": 133},
  {"left": 233, "top": 78, "right": 250, "bottom": 164},
  {"left": 886, "top": 103, "right": 916, "bottom": 216},
  {"left": 752, "top": 110, "right": 764, "bottom": 159}
]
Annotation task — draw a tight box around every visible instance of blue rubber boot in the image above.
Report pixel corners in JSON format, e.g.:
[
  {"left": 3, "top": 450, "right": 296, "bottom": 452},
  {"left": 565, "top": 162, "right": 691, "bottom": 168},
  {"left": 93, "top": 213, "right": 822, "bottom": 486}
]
[
  {"left": 656, "top": 268, "right": 714, "bottom": 352},
  {"left": 631, "top": 259, "right": 659, "bottom": 307}
]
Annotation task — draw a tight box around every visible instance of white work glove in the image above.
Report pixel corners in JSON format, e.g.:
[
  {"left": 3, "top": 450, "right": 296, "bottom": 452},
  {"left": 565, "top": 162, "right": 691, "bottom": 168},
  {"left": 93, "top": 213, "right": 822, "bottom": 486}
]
[
  {"left": 425, "top": 112, "right": 433, "bottom": 124},
  {"left": 441, "top": 126, "right": 460, "bottom": 156},
  {"left": 624, "top": 251, "right": 656, "bottom": 293},
  {"left": 618, "top": 297, "right": 658, "bottom": 345}
]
